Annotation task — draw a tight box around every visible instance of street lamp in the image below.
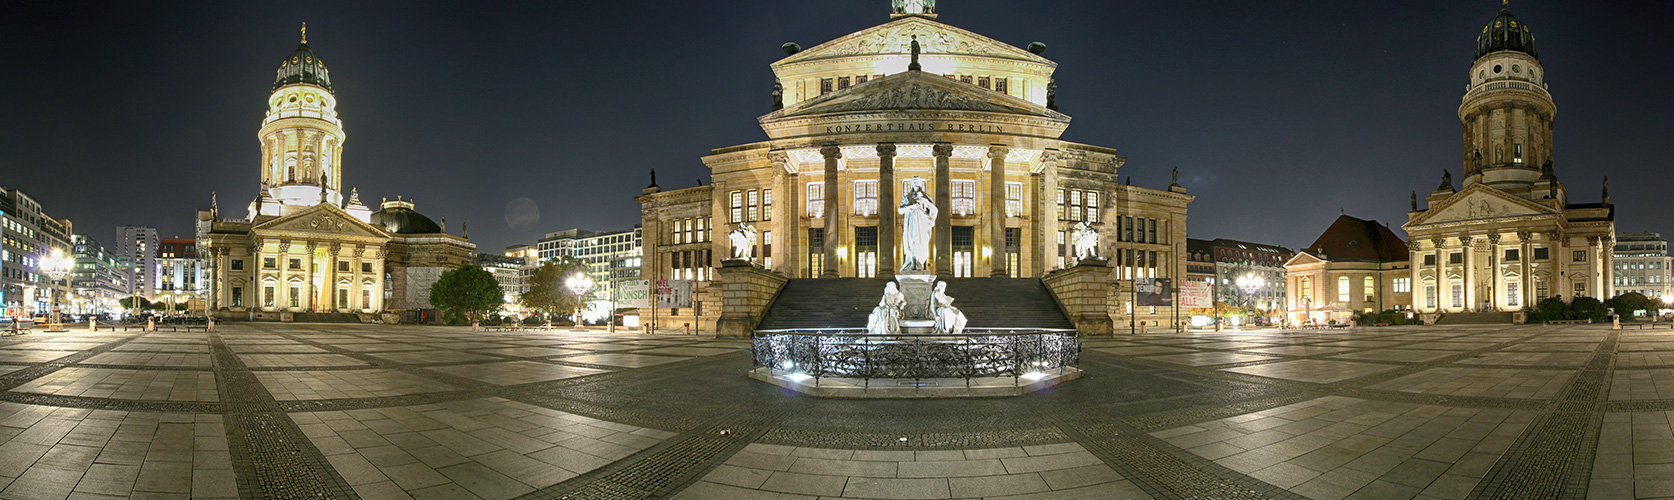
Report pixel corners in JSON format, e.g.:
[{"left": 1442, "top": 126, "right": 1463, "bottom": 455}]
[
  {"left": 40, "top": 249, "right": 74, "bottom": 332},
  {"left": 1236, "top": 273, "right": 1265, "bottom": 328},
  {"left": 565, "top": 273, "right": 594, "bottom": 332}
]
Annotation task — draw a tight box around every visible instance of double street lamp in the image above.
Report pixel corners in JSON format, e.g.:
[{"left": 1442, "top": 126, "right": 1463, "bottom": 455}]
[
  {"left": 565, "top": 273, "right": 594, "bottom": 332},
  {"left": 1236, "top": 273, "right": 1266, "bottom": 327},
  {"left": 39, "top": 249, "right": 74, "bottom": 332}
]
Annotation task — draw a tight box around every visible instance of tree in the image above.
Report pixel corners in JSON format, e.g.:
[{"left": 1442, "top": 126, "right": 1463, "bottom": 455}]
[
  {"left": 1607, "top": 292, "right": 1655, "bottom": 319},
  {"left": 429, "top": 265, "right": 504, "bottom": 325},
  {"left": 119, "top": 296, "right": 151, "bottom": 311},
  {"left": 520, "top": 257, "right": 588, "bottom": 322},
  {"left": 1569, "top": 296, "right": 1609, "bottom": 323}
]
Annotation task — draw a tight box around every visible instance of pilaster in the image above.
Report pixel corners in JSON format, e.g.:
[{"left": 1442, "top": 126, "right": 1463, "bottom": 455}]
[{"left": 821, "top": 145, "right": 842, "bottom": 278}]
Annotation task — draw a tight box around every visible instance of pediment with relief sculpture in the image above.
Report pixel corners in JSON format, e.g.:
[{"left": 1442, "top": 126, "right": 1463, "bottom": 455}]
[
  {"left": 776, "top": 16, "right": 1051, "bottom": 66},
  {"left": 1407, "top": 183, "right": 1557, "bottom": 228},
  {"left": 253, "top": 204, "right": 390, "bottom": 242}
]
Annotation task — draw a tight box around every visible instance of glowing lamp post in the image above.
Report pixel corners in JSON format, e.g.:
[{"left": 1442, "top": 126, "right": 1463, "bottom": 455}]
[
  {"left": 40, "top": 249, "right": 74, "bottom": 332},
  {"left": 1236, "top": 273, "right": 1265, "bottom": 328},
  {"left": 565, "top": 273, "right": 594, "bottom": 332}
]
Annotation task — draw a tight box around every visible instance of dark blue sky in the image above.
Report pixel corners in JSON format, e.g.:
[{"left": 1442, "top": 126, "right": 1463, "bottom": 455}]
[{"left": 3, "top": 1, "right": 1668, "bottom": 253}]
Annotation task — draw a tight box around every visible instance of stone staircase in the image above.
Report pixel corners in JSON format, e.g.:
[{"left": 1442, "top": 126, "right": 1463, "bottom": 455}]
[
  {"left": 755, "top": 278, "right": 1074, "bottom": 331},
  {"left": 290, "top": 312, "right": 365, "bottom": 324},
  {"left": 1434, "top": 312, "right": 1515, "bottom": 325}
]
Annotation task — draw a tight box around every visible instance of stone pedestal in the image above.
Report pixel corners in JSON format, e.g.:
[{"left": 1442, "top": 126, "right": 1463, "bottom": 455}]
[
  {"left": 895, "top": 274, "right": 938, "bottom": 333},
  {"left": 716, "top": 259, "right": 788, "bottom": 339},
  {"left": 1042, "top": 258, "right": 1114, "bottom": 336}
]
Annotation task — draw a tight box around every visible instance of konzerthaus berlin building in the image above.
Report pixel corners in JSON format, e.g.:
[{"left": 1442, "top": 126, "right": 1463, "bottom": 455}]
[
  {"left": 637, "top": 4, "right": 1192, "bottom": 331},
  {"left": 196, "top": 28, "right": 473, "bottom": 321},
  {"left": 1404, "top": 4, "right": 1614, "bottom": 320}
]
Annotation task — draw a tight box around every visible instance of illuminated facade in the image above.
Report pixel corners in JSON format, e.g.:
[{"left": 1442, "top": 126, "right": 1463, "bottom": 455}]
[
  {"left": 1613, "top": 233, "right": 1671, "bottom": 300},
  {"left": 1405, "top": 4, "right": 1614, "bottom": 320},
  {"left": 637, "top": 5, "right": 1192, "bottom": 331},
  {"left": 197, "top": 27, "right": 474, "bottom": 320}
]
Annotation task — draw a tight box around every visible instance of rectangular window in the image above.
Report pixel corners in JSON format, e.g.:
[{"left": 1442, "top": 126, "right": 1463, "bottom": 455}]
[
  {"left": 289, "top": 286, "right": 301, "bottom": 307},
  {"left": 1393, "top": 277, "right": 1411, "bottom": 293},
  {"left": 1085, "top": 192, "right": 1099, "bottom": 223},
  {"left": 762, "top": 231, "right": 772, "bottom": 268},
  {"left": 1124, "top": 217, "right": 1135, "bottom": 242},
  {"left": 854, "top": 180, "right": 878, "bottom": 216},
  {"left": 959, "top": 75, "right": 973, "bottom": 84},
  {"left": 747, "top": 189, "right": 760, "bottom": 222},
  {"left": 855, "top": 226, "right": 878, "bottom": 278},
  {"left": 289, "top": 258, "right": 302, "bottom": 270},
  {"left": 808, "top": 228, "right": 825, "bottom": 277},
  {"left": 1504, "top": 249, "right": 1519, "bottom": 261},
  {"left": 807, "top": 182, "right": 825, "bottom": 218},
  {"left": 1056, "top": 189, "right": 1066, "bottom": 220},
  {"left": 232, "top": 259, "right": 244, "bottom": 270},
  {"left": 337, "top": 289, "right": 349, "bottom": 308},
  {"left": 1004, "top": 182, "right": 1023, "bottom": 217},
  {"left": 820, "top": 78, "right": 833, "bottom": 95},
  {"left": 1506, "top": 281, "right": 1520, "bottom": 307},
  {"left": 1423, "top": 255, "right": 1436, "bottom": 265},
  {"left": 1513, "top": 143, "right": 1523, "bottom": 163},
  {"left": 1449, "top": 253, "right": 1462, "bottom": 264},
  {"left": 995, "top": 78, "right": 1008, "bottom": 94},
  {"left": 362, "top": 262, "right": 372, "bottom": 273},
  {"left": 1573, "top": 250, "right": 1586, "bottom": 262},
  {"left": 231, "top": 287, "right": 243, "bottom": 307},
  {"left": 1364, "top": 276, "right": 1376, "bottom": 304},
  {"left": 951, "top": 226, "right": 974, "bottom": 278},
  {"left": 856, "top": 75, "right": 868, "bottom": 84},
  {"left": 1005, "top": 227, "right": 1021, "bottom": 277},
  {"left": 1148, "top": 218, "right": 1158, "bottom": 244},
  {"left": 1452, "top": 284, "right": 1463, "bottom": 308},
  {"left": 1057, "top": 230, "right": 1066, "bottom": 269},
  {"left": 362, "top": 289, "right": 371, "bottom": 309},
  {"left": 762, "top": 189, "right": 772, "bottom": 221},
  {"left": 1067, "top": 190, "right": 1081, "bottom": 221},
  {"left": 1338, "top": 276, "right": 1350, "bottom": 303},
  {"left": 951, "top": 180, "right": 976, "bottom": 216},
  {"left": 837, "top": 76, "right": 851, "bottom": 90},
  {"left": 264, "top": 257, "right": 276, "bottom": 269},
  {"left": 1574, "top": 282, "right": 1586, "bottom": 294},
  {"left": 730, "top": 191, "right": 743, "bottom": 223},
  {"left": 1534, "top": 248, "right": 1549, "bottom": 260},
  {"left": 976, "top": 76, "right": 990, "bottom": 89},
  {"left": 264, "top": 286, "right": 275, "bottom": 307},
  {"left": 1425, "top": 285, "right": 1437, "bottom": 308},
  {"left": 337, "top": 260, "right": 350, "bottom": 272}
]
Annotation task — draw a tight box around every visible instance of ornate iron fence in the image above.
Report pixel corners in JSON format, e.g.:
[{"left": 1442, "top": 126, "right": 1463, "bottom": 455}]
[{"left": 752, "top": 328, "right": 1079, "bottom": 382}]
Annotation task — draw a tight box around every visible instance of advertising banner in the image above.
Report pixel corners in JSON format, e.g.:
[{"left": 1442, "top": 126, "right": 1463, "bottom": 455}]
[
  {"left": 617, "top": 280, "right": 649, "bottom": 308},
  {"left": 1135, "top": 278, "right": 1173, "bottom": 307},
  {"left": 1179, "top": 281, "right": 1212, "bottom": 309},
  {"left": 655, "top": 280, "right": 694, "bottom": 308}
]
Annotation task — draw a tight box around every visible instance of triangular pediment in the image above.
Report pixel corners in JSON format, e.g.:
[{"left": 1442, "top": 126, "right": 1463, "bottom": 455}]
[
  {"left": 764, "top": 70, "right": 1068, "bottom": 121},
  {"left": 1284, "top": 251, "right": 1326, "bottom": 267},
  {"left": 1409, "top": 183, "right": 1557, "bottom": 227},
  {"left": 253, "top": 203, "right": 391, "bottom": 241},
  {"left": 776, "top": 16, "right": 1052, "bottom": 67}
]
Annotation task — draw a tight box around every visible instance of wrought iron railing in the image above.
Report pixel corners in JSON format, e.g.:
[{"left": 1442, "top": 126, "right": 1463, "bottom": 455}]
[{"left": 752, "top": 328, "right": 1079, "bottom": 385}]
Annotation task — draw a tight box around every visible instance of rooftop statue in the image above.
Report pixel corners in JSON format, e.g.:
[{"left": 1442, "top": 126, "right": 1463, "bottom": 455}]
[{"left": 891, "top": 0, "right": 935, "bottom": 15}]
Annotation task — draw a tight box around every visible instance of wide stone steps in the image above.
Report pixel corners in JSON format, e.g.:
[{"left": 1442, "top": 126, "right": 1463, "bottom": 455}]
[
  {"left": 1435, "top": 312, "right": 1515, "bottom": 324},
  {"left": 290, "top": 312, "right": 365, "bottom": 323},
  {"left": 755, "top": 277, "right": 1073, "bottom": 331}
]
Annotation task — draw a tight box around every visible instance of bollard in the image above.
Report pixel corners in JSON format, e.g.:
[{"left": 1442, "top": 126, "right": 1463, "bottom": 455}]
[
  {"left": 1613, "top": 316, "right": 1621, "bottom": 330},
  {"left": 472, "top": 322, "right": 482, "bottom": 332},
  {"left": 89, "top": 318, "right": 95, "bottom": 332},
  {"left": 207, "top": 316, "right": 215, "bottom": 332},
  {"left": 147, "top": 317, "right": 155, "bottom": 332}
]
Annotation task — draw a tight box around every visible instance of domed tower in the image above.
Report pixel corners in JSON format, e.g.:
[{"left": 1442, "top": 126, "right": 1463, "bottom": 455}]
[
  {"left": 1458, "top": 3, "right": 1554, "bottom": 199},
  {"left": 259, "top": 24, "right": 346, "bottom": 213}
]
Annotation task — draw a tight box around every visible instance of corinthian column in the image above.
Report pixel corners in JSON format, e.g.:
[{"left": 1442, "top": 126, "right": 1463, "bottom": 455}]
[
  {"left": 821, "top": 145, "right": 842, "bottom": 278},
  {"left": 933, "top": 143, "right": 953, "bottom": 277},
  {"left": 988, "top": 145, "right": 1009, "bottom": 277},
  {"left": 877, "top": 143, "right": 897, "bottom": 279}
]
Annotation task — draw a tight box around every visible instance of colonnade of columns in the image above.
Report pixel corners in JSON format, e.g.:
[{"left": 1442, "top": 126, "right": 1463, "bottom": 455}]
[{"left": 1413, "top": 230, "right": 1615, "bottom": 313}]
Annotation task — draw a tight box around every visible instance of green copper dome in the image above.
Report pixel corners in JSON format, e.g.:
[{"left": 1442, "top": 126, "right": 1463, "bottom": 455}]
[
  {"left": 273, "top": 42, "right": 333, "bottom": 92},
  {"left": 1476, "top": 6, "right": 1538, "bottom": 59}
]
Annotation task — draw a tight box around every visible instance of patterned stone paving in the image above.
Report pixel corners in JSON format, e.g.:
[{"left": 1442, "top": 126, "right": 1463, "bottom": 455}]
[{"left": 0, "top": 323, "right": 1659, "bottom": 498}]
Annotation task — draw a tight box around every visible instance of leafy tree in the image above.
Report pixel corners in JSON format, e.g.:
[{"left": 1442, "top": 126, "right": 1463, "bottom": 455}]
[
  {"left": 1529, "top": 295, "right": 1570, "bottom": 323},
  {"left": 429, "top": 265, "right": 504, "bottom": 325},
  {"left": 1607, "top": 292, "right": 1655, "bottom": 319},
  {"left": 119, "top": 296, "right": 151, "bottom": 311},
  {"left": 1569, "top": 296, "right": 1609, "bottom": 323},
  {"left": 520, "top": 257, "right": 589, "bottom": 322}
]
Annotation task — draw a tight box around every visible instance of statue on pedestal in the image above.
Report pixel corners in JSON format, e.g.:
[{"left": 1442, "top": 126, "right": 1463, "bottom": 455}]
[
  {"left": 931, "top": 281, "right": 967, "bottom": 335},
  {"left": 728, "top": 223, "right": 758, "bottom": 261},
  {"left": 898, "top": 177, "right": 937, "bottom": 273},
  {"left": 1071, "top": 221, "right": 1100, "bottom": 260},
  {"left": 867, "top": 282, "right": 905, "bottom": 335}
]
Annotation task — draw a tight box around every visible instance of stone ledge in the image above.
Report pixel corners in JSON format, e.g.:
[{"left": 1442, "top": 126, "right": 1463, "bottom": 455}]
[{"left": 748, "top": 367, "right": 1082, "bottom": 398}]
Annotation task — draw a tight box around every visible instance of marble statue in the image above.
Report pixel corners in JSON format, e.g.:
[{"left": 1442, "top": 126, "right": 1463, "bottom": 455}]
[
  {"left": 891, "top": 0, "right": 934, "bottom": 14},
  {"left": 1071, "top": 221, "right": 1099, "bottom": 260},
  {"left": 931, "top": 281, "right": 967, "bottom": 335},
  {"left": 867, "top": 282, "right": 906, "bottom": 335},
  {"left": 898, "top": 177, "right": 937, "bottom": 273},
  {"left": 728, "top": 223, "right": 758, "bottom": 260}
]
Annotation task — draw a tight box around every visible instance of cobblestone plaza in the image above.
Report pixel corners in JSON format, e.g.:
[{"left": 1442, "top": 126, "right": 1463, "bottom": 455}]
[{"left": 0, "top": 323, "right": 1654, "bottom": 499}]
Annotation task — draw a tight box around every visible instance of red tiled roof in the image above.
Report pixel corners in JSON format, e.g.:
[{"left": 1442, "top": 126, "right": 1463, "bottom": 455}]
[{"left": 1303, "top": 215, "right": 1408, "bottom": 262}]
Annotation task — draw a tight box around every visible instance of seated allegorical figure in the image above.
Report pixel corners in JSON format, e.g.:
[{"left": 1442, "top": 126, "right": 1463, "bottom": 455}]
[
  {"left": 931, "top": 281, "right": 967, "bottom": 335},
  {"left": 867, "top": 282, "right": 905, "bottom": 335}
]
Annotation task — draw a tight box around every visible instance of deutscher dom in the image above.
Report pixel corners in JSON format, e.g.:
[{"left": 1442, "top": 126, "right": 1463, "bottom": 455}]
[
  {"left": 197, "top": 26, "right": 474, "bottom": 321},
  {"left": 1405, "top": 4, "right": 1615, "bottom": 321}
]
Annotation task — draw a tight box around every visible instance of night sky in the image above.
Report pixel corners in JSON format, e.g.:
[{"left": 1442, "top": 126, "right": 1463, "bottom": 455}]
[{"left": 3, "top": 1, "right": 1669, "bottom": 254}]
